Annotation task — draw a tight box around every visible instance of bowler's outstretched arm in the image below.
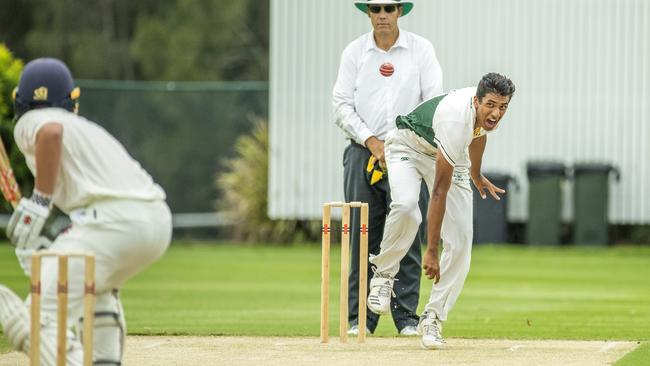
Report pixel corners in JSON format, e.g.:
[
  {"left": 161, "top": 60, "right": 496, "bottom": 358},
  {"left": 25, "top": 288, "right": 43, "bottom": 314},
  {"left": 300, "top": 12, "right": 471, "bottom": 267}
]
[{"left": 424, "top": 153, "right": 454, "bottom": 282}]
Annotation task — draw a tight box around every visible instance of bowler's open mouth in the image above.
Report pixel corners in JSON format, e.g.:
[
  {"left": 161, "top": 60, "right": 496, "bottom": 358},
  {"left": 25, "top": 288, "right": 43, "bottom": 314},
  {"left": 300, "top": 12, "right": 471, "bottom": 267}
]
[{"left": 485, "top": 118, "right": 498, "bottom": 129}]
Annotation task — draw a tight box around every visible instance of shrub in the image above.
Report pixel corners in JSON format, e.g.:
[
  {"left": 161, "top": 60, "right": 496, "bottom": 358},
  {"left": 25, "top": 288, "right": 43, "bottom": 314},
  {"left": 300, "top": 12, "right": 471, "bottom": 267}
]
[
  {"left": 215, "top": 118, "right": 318, "bottom": 243},
  {"left": 0, "top": 44, "right": 31, "bottom": 212}
]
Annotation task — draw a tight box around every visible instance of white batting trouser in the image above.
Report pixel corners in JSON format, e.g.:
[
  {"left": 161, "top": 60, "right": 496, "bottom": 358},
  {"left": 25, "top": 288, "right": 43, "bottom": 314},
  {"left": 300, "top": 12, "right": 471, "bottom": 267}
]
[
  {"left": 35, "top": 199, "right": 172, "bottom": 365},
  {"left": 369, "top": 129, "right": 473, "bottom": 321}
]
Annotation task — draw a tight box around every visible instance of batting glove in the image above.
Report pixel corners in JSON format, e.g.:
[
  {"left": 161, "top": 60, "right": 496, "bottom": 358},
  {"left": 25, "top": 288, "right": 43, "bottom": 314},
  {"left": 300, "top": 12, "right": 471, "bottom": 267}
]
[{"left": 6, "top": 194, "right": 51, "bottom": 249}]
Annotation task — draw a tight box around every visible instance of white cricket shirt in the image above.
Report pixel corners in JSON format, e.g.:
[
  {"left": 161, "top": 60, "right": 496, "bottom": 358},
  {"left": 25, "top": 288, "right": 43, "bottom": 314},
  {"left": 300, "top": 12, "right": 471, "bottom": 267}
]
[
  {"left": 14, "top": 108, "right": 166, "bottom": 213},
  {"left": 433, "top": 87, "right": 487, "bottom": 171},
  {"left": 333, "top": 28, "right": 443, "bottom": 145}
]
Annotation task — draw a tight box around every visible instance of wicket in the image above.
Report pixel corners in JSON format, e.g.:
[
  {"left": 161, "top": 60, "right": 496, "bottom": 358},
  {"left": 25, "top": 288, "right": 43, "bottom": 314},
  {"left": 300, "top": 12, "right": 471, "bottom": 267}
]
[
  {"left": 320, "top": 201, "right": 369, "bottom": 343},
  {"left": 30, "top": 252, "right": 96, "bottom": 366}
]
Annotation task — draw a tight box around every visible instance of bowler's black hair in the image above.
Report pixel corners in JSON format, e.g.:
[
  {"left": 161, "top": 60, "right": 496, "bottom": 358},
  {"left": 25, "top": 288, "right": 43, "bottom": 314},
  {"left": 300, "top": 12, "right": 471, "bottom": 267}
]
[{"left": 476, "top": 73, "right": 515, "bottom": 102}]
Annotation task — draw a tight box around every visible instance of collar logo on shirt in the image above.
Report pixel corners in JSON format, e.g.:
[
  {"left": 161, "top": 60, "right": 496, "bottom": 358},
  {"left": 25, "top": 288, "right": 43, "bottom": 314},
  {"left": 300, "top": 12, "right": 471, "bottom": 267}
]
[{"left": 33, "top": 87, "right": 48, "bottom": 101}]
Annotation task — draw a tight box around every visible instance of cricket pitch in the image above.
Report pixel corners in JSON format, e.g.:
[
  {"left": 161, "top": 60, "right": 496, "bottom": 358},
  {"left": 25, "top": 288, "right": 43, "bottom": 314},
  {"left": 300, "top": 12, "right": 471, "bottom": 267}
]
[{"left": 0, "top": 336, "right": 638, "bottom": 365}]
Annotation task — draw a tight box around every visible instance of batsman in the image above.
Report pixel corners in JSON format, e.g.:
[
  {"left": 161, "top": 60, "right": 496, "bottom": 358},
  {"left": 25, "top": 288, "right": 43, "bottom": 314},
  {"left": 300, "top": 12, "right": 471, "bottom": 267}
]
[
  {"left": 366, "top": 73, "right": 516, "bottom": 349},
  {"left": 0, "top": 58, "right": 171, "bottom": 365}
]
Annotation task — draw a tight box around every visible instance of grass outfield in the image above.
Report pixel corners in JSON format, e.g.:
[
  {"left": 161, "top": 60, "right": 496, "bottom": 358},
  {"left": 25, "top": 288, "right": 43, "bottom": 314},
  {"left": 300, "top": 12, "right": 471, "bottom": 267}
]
[
  {"left": 614, "top": 343, "right": 650, "bottom": 366},
  {"left": 1, "top": 242, "right": 649, "bottom": 354}
]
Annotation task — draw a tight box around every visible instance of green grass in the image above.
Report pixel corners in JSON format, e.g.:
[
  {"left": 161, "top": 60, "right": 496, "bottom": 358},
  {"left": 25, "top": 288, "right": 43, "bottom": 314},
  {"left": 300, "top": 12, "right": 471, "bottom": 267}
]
[
  {"left": 0, "top": 336, "right": 8, "bottom": 353},
  {"left": 447, "top": 245, "right": 650, "bottom": 340},
  {"left": 614, "top": 343, "right": 650, "bottom": 365},
  {"left": 0, "top": 242, "right": 649, "bottom": 351}
]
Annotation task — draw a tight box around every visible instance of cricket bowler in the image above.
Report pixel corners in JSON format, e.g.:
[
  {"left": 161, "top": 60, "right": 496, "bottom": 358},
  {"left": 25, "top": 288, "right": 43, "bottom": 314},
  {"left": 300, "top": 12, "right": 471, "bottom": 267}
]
[{"left": 365, "top": 72, "right": 516, "bottom": 349}]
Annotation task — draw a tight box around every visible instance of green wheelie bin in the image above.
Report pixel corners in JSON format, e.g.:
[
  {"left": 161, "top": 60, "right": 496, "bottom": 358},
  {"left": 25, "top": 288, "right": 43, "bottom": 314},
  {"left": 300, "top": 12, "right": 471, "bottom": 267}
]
[
  {"left": 473, "top": 172, "right": 516, "bottom": 244},
  {"left": 526, "top": 162, "right": 567, "bottom": 245},
  {"left": 572, "top": 163, "right": 620, "bottom": 245}
]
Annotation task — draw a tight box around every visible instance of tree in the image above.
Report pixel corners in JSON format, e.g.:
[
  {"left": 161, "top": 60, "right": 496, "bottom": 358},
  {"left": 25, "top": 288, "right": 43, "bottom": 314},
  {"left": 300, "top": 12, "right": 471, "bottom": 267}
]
[
  {"left": 0, "top": 0, "right": 269, "bottom": 81},
  {"left": 131, "top": 0, "right": 268, "bottom": 81},
  {"left": 0, "top": 44, "right": 31, "bottom": 212}
]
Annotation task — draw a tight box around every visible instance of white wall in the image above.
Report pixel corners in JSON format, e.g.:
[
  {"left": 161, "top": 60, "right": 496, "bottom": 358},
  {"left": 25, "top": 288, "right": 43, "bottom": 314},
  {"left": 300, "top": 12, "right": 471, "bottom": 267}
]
[{"left": 269, "top": 0, "right": 650, "bottom": 223}]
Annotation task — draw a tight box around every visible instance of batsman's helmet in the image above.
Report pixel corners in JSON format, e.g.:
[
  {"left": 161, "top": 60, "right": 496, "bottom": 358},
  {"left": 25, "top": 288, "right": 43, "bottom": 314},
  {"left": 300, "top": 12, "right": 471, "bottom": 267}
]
[{"left": 12, "top": 58, "right": 80, "bottom": 120}]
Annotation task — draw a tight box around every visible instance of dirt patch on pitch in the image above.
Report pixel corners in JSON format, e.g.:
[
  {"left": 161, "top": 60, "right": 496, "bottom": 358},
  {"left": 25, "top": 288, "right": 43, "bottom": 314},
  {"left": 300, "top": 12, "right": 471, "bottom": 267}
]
[{"left": 0, "top": 336, "right": 638, "bottom": 365}]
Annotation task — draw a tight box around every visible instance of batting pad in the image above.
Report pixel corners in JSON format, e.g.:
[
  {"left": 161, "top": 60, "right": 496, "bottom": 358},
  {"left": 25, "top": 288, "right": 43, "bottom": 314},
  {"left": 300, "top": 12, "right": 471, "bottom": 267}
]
[{"left": 81, "top": 290, "right": 125, "bottom": 365}]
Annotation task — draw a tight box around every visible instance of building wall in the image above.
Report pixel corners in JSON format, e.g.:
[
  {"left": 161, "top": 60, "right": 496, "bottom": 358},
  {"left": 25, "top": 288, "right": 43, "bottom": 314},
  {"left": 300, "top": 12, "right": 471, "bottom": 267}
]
[{"left": 269, "top": 0, "right": 649, "bottom": 223}]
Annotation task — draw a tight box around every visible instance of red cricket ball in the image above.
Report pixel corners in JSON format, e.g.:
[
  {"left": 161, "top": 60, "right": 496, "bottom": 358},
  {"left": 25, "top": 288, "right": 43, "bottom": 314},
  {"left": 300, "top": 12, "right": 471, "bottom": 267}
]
[{"left": 379, "top": 62, "right": 394, "bottom": 77}]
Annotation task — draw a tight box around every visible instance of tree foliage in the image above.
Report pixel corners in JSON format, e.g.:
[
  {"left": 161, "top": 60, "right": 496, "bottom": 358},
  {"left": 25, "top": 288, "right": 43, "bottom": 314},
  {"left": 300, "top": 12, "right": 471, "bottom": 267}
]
[
  {"left": 0, "top": 0, "right": 268, "bottom": 81},
  {"left": 131, "top": 0, "right": 267, "bottom": 81},
  {"left": 0, "top": 44, "right": 31, "bottom": 212}
]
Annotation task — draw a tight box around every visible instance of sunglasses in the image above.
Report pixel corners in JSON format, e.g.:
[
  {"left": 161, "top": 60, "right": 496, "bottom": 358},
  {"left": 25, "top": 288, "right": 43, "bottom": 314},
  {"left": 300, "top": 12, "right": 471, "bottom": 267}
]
[{"left": 368, "top": 5, "right": 399, "bottom": 14}]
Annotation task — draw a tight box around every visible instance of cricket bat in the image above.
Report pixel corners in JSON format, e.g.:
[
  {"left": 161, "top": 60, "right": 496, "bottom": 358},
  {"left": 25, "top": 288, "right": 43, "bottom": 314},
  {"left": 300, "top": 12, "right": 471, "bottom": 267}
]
[{"left": 0, "top": 137, "right": 21, "bottom": 208}]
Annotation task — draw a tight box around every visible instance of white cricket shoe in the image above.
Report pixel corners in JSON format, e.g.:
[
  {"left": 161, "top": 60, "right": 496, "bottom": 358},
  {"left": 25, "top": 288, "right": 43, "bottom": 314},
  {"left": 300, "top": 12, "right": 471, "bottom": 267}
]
[
  {"left": 419, "top": 312, "right": 445, "bottom": 349},
  {"left": 367, "top": 271, "right": 395, "bottom": 315},
  {"left": 347, "top": 324, "right": 371, "bottom": 336},
  {"left": 399, "top": 325, "right": 419, "bottom": 336}
]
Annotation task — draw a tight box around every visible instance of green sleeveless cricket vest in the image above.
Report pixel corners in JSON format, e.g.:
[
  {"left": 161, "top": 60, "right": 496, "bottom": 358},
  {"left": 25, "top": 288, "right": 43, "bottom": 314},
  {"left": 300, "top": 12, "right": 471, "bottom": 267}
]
[{"left": 395, "top": 93, "right": 447, "bottom": 148}]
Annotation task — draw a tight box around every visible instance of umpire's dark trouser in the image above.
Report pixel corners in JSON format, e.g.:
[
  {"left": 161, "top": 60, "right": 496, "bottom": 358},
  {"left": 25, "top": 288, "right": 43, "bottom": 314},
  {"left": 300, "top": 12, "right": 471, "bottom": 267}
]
[{"left": 344, "top": 141, "right": 428, "bottom": 332}]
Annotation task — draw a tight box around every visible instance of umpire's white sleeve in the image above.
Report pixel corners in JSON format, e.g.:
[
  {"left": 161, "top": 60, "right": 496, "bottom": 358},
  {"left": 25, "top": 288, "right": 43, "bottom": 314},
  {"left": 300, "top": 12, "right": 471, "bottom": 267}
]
[
  {"left": 418, "top": 40, "right": 443, "bottom": 101},
  {"left": 333, "top": 45, "right": 375, "bottom": 145}
]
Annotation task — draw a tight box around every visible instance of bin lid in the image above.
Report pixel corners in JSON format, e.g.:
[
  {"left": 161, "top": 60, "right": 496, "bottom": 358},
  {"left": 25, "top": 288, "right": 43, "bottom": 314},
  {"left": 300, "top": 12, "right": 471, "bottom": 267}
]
[
  {"left": 574, "top": 163, "right": 615, "bottom": 175},
  {"left": 526, "top": 161, "right": 566, "bottom": 178},
  {"left": 483, "top": 172, "right": 513, "bottom": 181},
  {"left": 573, "top": 162, "right": 620, "bottom": 180},
  {"left": 480, "top": 171, "right": 519, "bottom": 191}
]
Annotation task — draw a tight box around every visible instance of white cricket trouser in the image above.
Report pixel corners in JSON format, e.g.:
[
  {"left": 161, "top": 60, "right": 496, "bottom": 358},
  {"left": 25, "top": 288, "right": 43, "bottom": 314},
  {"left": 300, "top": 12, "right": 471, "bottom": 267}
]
[
  {"left": 35, "top": 199, "right": 172, "bottom": 365},
  {"left": 369, "top": 129, "right": 473, "bottom": 321}
]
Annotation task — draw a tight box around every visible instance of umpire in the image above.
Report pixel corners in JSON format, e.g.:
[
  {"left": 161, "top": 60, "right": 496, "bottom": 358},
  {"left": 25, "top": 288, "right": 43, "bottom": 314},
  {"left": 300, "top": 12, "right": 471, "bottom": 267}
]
[{"left": 332, "top": 0, "right": 443, "bottom": 335}]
